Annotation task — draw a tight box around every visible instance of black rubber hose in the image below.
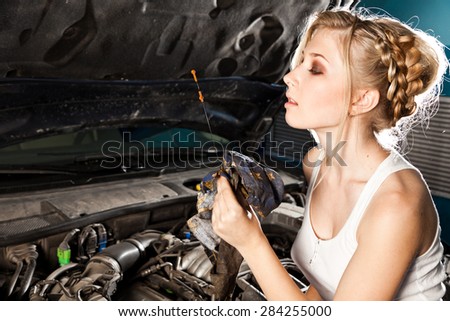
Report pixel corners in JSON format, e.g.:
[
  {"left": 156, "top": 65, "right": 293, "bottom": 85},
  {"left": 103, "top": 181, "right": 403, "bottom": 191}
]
[{"left": 100, "top": 231, "right": 161, "bottom": 272}]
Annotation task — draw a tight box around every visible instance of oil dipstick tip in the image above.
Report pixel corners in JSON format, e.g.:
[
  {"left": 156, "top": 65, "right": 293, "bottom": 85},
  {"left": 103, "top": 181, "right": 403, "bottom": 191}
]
[
  {"left": 191, "top": 69, "right": 198, "bottom": 82},
  {"left": 191, "top": 69, "right": 204, "bottom": 102}
]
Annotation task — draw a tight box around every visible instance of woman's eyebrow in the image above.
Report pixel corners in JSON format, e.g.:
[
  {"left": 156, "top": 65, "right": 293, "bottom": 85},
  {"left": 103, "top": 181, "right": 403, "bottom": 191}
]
[
  {"left": 303, "top": 50, "right": 329, "bottom": 63},
  {"left": 310, "top": 52, "right": 329, "bottom": 63}
]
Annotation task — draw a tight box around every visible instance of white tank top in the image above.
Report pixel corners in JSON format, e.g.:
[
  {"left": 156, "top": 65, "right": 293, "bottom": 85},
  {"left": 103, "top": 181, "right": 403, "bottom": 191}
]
[{"left": 291, "top": 150, "right": 446, "bottom": 300}]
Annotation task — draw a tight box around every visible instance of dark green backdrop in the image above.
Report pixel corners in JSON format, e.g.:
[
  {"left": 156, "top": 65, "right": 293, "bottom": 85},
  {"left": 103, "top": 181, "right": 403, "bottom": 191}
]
[{"left": 359, "top": 0, "right": 450, "bottom": 96}]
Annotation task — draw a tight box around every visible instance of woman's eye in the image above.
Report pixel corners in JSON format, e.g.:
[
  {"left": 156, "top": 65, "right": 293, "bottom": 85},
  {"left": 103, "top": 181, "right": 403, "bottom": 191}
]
[{"left": 308, "top": 66, "right": 322, "bottom": 75}]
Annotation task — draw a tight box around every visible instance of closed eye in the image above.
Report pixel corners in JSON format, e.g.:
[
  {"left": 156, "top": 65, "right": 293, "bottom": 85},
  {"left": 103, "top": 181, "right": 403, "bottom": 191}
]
[{"left": 308, "top": 67, "right": 322, "bottom": 75}]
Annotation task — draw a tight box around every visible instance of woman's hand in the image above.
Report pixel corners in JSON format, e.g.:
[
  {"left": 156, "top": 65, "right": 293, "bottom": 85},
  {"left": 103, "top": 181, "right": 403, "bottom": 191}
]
[
  {"left": 211, "top": 176, "right": 265, "bottom": 252},
  {"left": 212, "top": 176, "right": 307, "bottom": 301}
]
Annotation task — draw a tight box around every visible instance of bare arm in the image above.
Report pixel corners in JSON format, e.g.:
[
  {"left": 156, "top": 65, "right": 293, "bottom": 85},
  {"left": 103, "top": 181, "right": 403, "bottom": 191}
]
[{"left": 305, "top": 284, "right": 323, "bottom": 300}]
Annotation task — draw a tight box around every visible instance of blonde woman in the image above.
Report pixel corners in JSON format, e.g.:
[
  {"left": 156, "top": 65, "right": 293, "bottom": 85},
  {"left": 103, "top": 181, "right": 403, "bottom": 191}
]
[{"left": 212, "top": 9, "right": 449, "bottom": 300}]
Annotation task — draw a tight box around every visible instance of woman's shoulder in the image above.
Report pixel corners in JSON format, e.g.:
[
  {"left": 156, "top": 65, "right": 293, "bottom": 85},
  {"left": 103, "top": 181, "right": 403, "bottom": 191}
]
[
  {"left": 377, "top": 164, "right": 428, "bottom": 209},
  {"left": 358, "top": 166, "right": 436, "bottom": 253},
  {"left": 368, "top": 167, "right": 428, "bottom": 220}
]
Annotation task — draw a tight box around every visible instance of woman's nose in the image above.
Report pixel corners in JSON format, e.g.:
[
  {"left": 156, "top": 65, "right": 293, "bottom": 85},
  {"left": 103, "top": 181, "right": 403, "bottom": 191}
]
[{"left": 283, "top": 71, "right": 294, "bottom": 87}]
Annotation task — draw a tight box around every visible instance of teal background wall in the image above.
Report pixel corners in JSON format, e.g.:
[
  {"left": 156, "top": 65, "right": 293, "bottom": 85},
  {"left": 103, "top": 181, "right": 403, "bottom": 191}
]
[
  {"left": 358, "top": 0, "right": 450, "bottom": 245},
  {"left": 358, "top": 0, "right": 450, "bottom": 96}
]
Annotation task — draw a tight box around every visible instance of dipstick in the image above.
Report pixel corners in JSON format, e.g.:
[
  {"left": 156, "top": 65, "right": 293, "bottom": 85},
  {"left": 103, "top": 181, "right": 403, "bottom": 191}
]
[
  {"left": 191, "top": 69, "right": 214, "bottom": 139},
  {"left": 191, "top": 69, "right": 204, "bottom": 103}
]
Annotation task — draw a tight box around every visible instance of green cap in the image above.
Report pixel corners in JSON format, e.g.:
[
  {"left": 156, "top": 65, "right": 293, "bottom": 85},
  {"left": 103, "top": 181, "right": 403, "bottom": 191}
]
[{"left": 57, "top": 248, "right": 71, "bottom": 266}]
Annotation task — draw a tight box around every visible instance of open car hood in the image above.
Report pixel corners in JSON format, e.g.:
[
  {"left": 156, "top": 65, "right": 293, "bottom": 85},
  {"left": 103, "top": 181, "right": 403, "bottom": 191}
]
[
  {"left": 0, "top": 77, "right": 285, "bottom": 147},
  {"left": 0, "top": 0, "right": 357, "bottom": 146}
]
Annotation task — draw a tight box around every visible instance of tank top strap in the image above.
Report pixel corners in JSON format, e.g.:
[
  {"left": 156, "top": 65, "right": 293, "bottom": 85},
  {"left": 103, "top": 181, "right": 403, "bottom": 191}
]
[
  {"left": 306, "top": 148, "right": 326, "bottom": 197},
  {"left": 346, "top": 151, "right": 418, "bottom": 230}
]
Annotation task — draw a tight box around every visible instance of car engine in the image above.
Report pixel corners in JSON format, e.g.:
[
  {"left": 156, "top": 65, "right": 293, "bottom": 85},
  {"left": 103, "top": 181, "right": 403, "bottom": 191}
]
[{"left": 0, "top": 195, "right": 308, "bottom": 301}]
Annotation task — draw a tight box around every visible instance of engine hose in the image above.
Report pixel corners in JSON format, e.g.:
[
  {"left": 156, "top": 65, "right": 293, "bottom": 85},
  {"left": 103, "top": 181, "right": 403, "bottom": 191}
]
[
  {"left": 57, "top": 228, "right": 80, "bottom": 266},
  {"left": 137, "top": 240, "right": 200, "bottom": 275},
  {"left": 5, "top": 244, "right": 39, "bottom": 298},
  {"left": 138, "top": 262, "right": 173, "bottom": 279},
  {"left": 78, "top": 226, "right": 97, "bottom": 260},
  {"left": 100, "top": 230, "right": 162, "bottom": 272},
  {"left": 29, "top": 262, "right": 80, "bottom": 300},
  {"left": 18, "top": 258, "right": 37, "bottom": 298},
  {"left": 91, "top": 224, "right": 107, "bottom": 252},
  {"left": 6, "top": 258, "right": 23, "bottom": 297},
  {"left": 146, "top": 274, "right": 204, "bottom": 301}
]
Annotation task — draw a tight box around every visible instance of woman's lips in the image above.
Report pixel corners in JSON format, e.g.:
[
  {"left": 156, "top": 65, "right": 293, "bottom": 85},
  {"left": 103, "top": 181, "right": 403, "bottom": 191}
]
[{"left": 285, "top": 96, "right": 298, "bottom": 108}]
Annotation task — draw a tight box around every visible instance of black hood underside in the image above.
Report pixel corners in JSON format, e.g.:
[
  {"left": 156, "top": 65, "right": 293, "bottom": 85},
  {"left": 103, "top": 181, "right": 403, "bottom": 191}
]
[
  {"left": 0, "top": 0, "right": 357, "bottom": 146},
  {"left": 0, "top": 0, "right": 357, "bottom": 82}
]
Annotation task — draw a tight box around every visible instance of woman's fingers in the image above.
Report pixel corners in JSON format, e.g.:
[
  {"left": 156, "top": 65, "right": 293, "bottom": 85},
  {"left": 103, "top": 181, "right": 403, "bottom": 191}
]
[
  {"left": 212, "top": 178, "right": 229, "bottom": 228},
  {"left": 215, "top": 177, "right": 245, "bottom": 219},
  {"left": 216, "top": 176, "right": 236, "bottom": 203},
  {"left": 213, "top": 177, "right": 251, "bottom": 243},
  {"left": 212, "top": 176, "right": 264, "bottom": 251},
  {"left": 213, "top": 178, "right": 241, "bottom": 234}
]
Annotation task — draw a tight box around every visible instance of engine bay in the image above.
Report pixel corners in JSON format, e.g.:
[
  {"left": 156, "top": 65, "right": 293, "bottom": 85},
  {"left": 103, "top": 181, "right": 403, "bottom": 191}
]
[{"left": 0, "top": 169, "right": 308, "bottom": 301}]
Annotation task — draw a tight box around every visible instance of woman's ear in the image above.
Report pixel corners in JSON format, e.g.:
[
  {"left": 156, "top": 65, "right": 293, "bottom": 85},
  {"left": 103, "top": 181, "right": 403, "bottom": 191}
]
[{"left": 349, "top": 89, "right": 380, "bottom": 116}]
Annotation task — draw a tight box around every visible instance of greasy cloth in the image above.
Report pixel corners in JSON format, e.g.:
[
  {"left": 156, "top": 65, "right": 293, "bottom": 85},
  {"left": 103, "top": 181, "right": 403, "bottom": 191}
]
[{"left": 187, "top": 150, "right": 284, "bottom": 300}]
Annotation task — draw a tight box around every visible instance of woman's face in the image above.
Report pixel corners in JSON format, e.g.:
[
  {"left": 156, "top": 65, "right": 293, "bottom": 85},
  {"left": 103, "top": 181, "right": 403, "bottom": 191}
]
[{"left": 283, "top": 29, "right": 348, "bottom": 132}]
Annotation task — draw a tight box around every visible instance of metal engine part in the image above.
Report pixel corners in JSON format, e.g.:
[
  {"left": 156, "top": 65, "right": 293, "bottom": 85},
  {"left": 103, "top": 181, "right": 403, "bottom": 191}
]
[{"left": 1, "top": 198, "right": 306, "bottom": 301}]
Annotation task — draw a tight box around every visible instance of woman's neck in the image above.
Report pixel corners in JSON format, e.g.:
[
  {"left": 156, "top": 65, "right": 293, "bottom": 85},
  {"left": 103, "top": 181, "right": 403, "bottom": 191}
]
[{"left": 313, "top": 122, "right": 389, "bottom": 182}]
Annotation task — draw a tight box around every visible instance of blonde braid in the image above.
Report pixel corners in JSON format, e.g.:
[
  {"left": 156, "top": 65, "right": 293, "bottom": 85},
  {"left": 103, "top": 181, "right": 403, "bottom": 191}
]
[{"left": 374, "top": 27, "right": 425, "bottom": 127}]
